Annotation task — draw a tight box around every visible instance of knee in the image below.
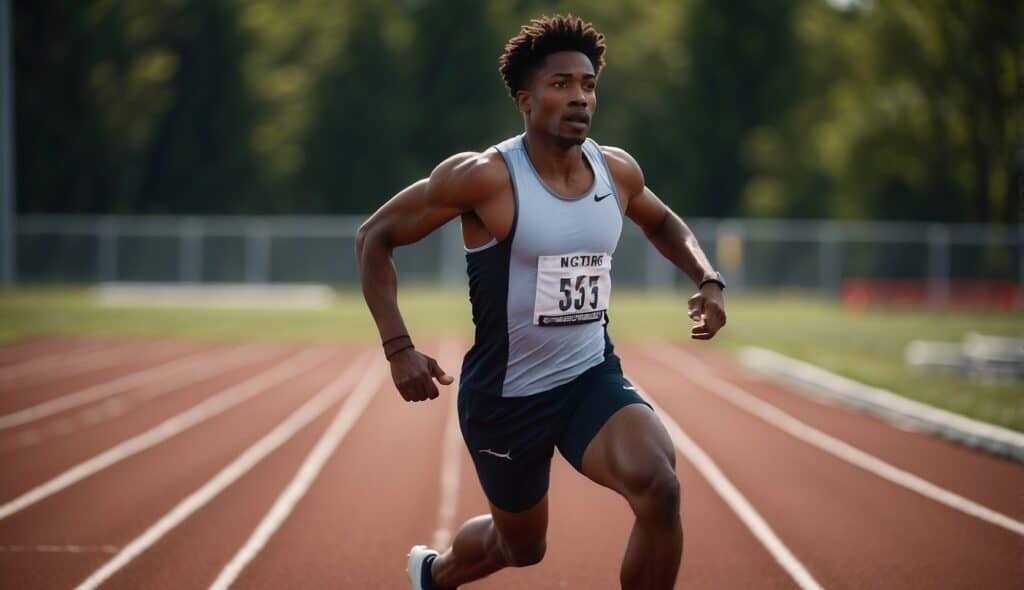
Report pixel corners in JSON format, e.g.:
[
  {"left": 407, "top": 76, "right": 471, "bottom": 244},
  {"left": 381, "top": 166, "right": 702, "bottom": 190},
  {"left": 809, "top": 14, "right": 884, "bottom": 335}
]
[
  {"left": 500, "top": 539, "right": 546, "bottom": 567},
  {"left": 631, "top": 467, "right": 680, "bottom": 525}
]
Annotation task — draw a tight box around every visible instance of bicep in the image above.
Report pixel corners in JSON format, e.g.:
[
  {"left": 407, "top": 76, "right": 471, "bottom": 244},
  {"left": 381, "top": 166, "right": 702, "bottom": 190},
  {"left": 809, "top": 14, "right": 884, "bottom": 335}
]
[
  {"left": 362, "top": 168, "right": 468, "bottom": 249},
  {"left": 625, "top": 186, "right": 672, "bottom": 236}
]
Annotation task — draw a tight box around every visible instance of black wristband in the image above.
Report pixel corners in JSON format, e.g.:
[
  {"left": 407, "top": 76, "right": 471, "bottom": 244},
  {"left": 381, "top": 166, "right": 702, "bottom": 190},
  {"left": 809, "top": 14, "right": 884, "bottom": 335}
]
[
  {"left": 381, "top": 334, "right": 411, "bottom": 347},
  {"left": 698, "top": 271, "right": 726, "bottom": 291},
  {"left": 385, "top": 342, "right": 415, "bottom": 361}
]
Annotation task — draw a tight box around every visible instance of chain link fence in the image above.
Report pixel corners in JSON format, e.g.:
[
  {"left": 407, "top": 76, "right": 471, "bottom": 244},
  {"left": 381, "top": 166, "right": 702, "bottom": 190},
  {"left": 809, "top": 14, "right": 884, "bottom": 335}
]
[{"left": 15, "top": 214, "right": 1022, "bottom": 304}]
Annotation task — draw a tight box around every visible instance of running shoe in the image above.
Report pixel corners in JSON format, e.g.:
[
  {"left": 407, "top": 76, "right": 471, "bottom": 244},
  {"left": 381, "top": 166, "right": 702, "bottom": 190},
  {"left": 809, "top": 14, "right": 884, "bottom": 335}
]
[{"left": 407, "top": 544, "right": 438, "bottom": 590}]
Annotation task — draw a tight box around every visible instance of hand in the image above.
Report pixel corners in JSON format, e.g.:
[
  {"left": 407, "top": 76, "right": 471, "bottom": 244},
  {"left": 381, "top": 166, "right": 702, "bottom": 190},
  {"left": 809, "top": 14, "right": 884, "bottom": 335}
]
[
  {"left": 687, "top": 284, "right": 727, "bottom": 340},
  {"left": 388, "top": 348, "right": 454, "bottom": 402}
]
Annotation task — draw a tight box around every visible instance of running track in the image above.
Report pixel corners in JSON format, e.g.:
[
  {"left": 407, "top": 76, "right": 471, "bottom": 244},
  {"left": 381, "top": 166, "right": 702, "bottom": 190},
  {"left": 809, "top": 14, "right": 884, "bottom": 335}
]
[{"left": 0, "top": 338, "right": 1020, "bottom": 589}]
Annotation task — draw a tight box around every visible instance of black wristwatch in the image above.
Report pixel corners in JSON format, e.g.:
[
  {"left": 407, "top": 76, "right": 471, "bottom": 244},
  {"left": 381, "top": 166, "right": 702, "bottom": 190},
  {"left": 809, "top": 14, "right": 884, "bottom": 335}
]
[{"left": 698, "top": 271, "right": 726, "bottom": 291}]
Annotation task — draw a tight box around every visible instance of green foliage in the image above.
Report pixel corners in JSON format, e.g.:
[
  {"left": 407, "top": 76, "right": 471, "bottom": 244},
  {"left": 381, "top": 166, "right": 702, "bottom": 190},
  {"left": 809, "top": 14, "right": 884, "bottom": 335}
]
[
  {"left": 16, "top": 0, "right": 261, "bottom": 214},
  {"left": 13, "top": 1, "right": 1022, "bottom": 221},
  {"left": 776, "top": 0, "right": 1021, "bottom": 222}
]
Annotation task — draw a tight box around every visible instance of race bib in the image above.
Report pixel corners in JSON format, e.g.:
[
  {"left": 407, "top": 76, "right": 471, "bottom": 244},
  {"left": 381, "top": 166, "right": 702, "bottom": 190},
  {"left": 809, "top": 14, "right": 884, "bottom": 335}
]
[{"left": 533, "top": 253, "right": 612, "bottom": 326}]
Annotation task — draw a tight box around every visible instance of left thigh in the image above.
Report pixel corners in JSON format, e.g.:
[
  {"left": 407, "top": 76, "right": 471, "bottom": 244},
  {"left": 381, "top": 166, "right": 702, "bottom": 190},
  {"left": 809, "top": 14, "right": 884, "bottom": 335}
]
[
  {"left": 556, "top": 362, "right": 673, "bottom": 493},
  {"left": 577, "top": 402, "right": 676, "bottom": 497}
]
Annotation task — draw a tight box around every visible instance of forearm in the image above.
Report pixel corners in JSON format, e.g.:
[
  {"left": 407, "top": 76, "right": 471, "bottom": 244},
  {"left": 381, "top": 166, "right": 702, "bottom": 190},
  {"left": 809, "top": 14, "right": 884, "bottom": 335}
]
[
  {"left": 644, "top": 211, "right": 716, "bottom": 286},
  {"left": 355, "top": 226, "right": 411, "bottom": 342}
]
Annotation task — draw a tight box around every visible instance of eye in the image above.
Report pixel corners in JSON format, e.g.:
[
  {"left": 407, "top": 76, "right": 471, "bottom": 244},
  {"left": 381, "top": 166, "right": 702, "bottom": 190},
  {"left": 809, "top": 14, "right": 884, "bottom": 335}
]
[{"left": 553, "top": 80, "right": 567, "bottom": 88}]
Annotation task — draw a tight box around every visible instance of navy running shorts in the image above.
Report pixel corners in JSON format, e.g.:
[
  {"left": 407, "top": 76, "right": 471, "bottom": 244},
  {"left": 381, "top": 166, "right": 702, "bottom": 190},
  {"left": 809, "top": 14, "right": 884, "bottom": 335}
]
[{"left": 458, "top": 353, "right": 653, "bottom": 513}]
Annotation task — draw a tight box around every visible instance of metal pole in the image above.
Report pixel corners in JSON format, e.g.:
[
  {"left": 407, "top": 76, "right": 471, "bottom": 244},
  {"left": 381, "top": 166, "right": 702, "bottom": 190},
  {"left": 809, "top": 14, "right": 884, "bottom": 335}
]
[
  {"left": 180, "top": 218, "right": 203, "bottom": 283},
  {"left": 245, "top": 220, "right": 271, "bottom": 284},
  {"left": 927, "top": 224, "right": 951, "bottom": 307},
  {"left": 818, "top": 222, "right": 842, "bottom": 294},
  {"left": 98, "top": 217, "right": 119, "bottom": 282},
  {"left": 0, "top": 0, "right": 15, "bottom": 285},
  {"left": 439, "top": 219, "right": 463, "bottom": 287}
]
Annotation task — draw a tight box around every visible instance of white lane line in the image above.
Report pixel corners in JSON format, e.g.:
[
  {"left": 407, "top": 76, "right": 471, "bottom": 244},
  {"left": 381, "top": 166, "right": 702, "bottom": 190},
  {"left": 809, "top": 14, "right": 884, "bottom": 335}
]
[
  {"left": 0, "top": 544, "right": 119, "bottom": 554},
  {"left": 6, "top": 344, "right": 279, "bottom": 450},
  {"left": 432, "top": 339, "right": 463, "bottom": 551},
  {"left": 208, "top": 356, "right": 386, "bottom": 590},
  {"left": 0, "top": 345, "right": 259, "bottom": 431},
  {"left": 647, "top": 345, "right": 1024, "bottom": 538},
  {"left": 76, "top": 353, "right": 382, "bottom": 590},
  {"left": 627, "top": 375, "right": 825, "bottom": 590},
  {"left": 0, "top": 348, "right": 333, "bottom": 521},
  {"left": 0, "top": 341, "right": 127, "bottom": 381},
  {"left": 739, "top": 346, "right": 1024, "bottom": 461}
]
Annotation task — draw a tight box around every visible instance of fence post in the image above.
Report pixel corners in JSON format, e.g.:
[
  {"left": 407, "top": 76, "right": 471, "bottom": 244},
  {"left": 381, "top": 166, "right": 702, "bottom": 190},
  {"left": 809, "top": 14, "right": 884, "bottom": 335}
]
[
  {"left": 180, "top": 217, "right": 203, "bottom": 283},
  {"left": 245, "top": 220, "right": 271, "bottom": 284},
  {"left": 715, "top": 221, "right": 745, "bottom": 291},
  {"left": 0, "top": 0, "right": 13, "bottom": 286},
  {"left": 97, "top": 217, "right": 119, "bottom": 282},
  {"left": 1018, "top": 224, "right": 1023, "bottom": 309},
  {"left": 818, "top": 222, "right": 842, "bottom": 294},
  {"left": 927, "top": 224, "right": 951, "bottom": 306},
  {"left": 644, "top": 238, "right": 674, "bottom": 292},
  {"left": 440, "top": 219, "right": 463, "bottom": 287}
]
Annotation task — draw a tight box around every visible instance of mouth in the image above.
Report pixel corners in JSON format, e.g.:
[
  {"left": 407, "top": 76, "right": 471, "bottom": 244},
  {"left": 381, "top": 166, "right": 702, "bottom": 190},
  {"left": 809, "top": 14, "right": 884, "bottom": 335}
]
[{"left": 562, "top": 112, "right": 591, "bottom": 126}]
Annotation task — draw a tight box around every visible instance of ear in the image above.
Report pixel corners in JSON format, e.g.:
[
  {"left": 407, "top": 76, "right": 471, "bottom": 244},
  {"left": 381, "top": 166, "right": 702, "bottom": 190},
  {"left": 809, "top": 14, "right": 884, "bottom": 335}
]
[{"left": 515, "top": 90, "right": 532, "bottom": 115}]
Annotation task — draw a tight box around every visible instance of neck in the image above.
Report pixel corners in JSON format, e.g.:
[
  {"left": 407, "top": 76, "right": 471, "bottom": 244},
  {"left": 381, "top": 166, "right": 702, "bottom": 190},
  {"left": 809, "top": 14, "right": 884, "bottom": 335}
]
[{"left": 522, "top": 129, "right": 587, "bottom": 182}]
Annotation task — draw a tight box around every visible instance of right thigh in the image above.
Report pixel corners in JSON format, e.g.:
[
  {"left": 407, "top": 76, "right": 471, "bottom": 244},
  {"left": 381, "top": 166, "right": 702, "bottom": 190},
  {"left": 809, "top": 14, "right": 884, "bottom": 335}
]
[{"left": 459, "top": 389, "right": 559, "bottom": 513}]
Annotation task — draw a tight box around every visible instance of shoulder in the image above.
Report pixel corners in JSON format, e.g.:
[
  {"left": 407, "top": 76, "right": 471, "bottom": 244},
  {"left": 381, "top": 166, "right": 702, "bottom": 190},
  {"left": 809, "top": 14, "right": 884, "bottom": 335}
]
[
  {"left": 426, "top": 149, "right": 509, "bottom": 208},
  {"left": 598, "top": 145, "right": 644, "bottom": 198}
]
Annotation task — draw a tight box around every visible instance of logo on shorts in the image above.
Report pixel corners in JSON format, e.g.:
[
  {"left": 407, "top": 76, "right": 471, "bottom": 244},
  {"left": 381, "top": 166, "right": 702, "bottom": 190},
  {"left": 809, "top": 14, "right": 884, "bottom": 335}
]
[
  {"left": 623, "top": 385, "right": 637, "bottom": 391},
  {"left": 478, "top": 448, "right": 512, "bottom": 460}
]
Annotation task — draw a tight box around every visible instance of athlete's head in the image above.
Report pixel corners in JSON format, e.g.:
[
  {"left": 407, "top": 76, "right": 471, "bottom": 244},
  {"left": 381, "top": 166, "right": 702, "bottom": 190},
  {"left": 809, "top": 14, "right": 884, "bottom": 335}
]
[{"left": 499, "top": 15, "right": 606, "bottom": 147}]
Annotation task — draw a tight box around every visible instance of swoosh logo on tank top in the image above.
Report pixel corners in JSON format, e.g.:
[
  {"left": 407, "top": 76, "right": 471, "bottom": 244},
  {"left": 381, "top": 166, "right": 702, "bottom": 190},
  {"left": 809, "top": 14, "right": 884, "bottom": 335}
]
[{"left": 594, "top": 193, "right": 613, "bottom": 202}]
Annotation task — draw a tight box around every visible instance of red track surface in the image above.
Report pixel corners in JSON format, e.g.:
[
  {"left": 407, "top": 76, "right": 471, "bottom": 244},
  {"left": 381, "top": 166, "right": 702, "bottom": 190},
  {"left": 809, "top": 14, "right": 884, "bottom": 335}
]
[{"left": 0, "top": 338, "right": 1020, "bottom": 589}]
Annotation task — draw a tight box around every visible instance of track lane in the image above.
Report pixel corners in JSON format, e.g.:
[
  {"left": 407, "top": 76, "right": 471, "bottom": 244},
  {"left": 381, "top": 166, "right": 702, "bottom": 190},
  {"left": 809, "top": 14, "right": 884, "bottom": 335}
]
[
  {"left": 80, "top": 353, "right": 382, "bottom": 589},
  {"left": 5, "top": 338, "right": 1021, "bottom": 588},
  {"left": 626, "top": 348, "right": 1023, "bottom": 589},
  {"left": 0, "top": 340, "right": 205, "bottom": 414},
  {"left": 675, "top": 345, "right": 1024, "bottom": 519},
  {"left": 0, "top": 351, "right": 355, "bottom": 589},
  {"left": 0, "top": 340, "right": 131, "bottom": 380},
  {"left": 224, "top": 344, "right": 451, "bottom": 589},
  {"left": 0, "top": 344, "right": 282, "bottom": 454},
  {"left": 0, "top": 345, "right": 314, "bottom": 501},
  {"left": 0, "top": 338, "right": 112, "bottom": 367}
]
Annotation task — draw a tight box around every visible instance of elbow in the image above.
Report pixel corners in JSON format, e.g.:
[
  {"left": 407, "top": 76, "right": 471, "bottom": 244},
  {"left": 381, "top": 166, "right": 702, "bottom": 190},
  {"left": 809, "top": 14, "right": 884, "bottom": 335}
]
[
  {"left": 355, "top": 221, "right": 373, "bottom": 267},
  {"left": 355, "top": 219, "right": 391, "bottom": 269}
]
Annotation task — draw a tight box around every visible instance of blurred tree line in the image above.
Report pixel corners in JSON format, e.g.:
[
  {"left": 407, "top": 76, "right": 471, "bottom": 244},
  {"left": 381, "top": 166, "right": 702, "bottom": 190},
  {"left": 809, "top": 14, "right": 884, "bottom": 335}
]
[{"left": 14, "top": 0, "right": 1022, "bottom": 222}]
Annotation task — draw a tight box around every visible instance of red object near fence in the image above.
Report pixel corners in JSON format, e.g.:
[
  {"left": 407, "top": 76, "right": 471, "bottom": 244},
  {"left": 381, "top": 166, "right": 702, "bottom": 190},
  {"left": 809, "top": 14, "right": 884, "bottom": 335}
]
[{"left": 841, "top": 280, "right": 1021, "bottom": 311}]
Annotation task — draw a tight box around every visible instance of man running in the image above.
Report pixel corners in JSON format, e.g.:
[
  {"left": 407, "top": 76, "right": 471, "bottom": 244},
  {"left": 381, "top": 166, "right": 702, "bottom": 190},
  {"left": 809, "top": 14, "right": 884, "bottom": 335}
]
[{"left": 356, "top": 14, "right": 726, "bottom": 590}]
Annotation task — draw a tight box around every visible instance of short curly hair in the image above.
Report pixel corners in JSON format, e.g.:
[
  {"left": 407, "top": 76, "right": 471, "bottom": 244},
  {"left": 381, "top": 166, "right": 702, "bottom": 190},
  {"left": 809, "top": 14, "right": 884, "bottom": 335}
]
[{"left": 499, "top": 15, "right": 606, "bottom": 99}]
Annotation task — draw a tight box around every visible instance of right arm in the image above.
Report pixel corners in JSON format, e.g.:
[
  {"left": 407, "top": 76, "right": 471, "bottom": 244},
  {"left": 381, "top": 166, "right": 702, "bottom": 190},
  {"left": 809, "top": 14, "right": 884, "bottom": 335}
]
[{"left": 355, "top": 152, "right": 491, "bottom": 402}]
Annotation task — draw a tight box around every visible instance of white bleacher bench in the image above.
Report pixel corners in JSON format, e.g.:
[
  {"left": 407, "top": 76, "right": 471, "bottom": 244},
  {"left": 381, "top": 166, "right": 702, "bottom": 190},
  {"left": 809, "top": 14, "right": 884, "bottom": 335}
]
[
  {"left": 906, "top": 333, "right": 1024, "bottom": 380},
  {"left": 962, "top": 333, "right": 1024, "bottom": 379}
]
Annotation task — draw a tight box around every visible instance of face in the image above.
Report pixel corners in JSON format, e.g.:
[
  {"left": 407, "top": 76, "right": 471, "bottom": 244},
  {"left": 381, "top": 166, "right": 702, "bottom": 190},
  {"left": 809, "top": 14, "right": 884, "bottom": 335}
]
[{"left": 516, "top": 50, "right": 597, "bottom": 147}]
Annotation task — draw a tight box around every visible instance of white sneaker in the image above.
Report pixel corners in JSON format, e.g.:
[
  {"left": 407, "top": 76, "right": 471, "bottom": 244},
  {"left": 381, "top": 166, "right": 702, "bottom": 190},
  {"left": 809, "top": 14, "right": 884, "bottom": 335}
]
[{"left": 407, "top": 544, "right": 439, "bottom": 590}]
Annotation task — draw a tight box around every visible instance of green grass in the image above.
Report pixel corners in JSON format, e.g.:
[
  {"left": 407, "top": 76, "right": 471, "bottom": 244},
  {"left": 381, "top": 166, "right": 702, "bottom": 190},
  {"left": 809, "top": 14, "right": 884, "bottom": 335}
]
[
  {"left": 1, "top": 286, "right": 1021, "bottom": 431},
  {"left": 710, "top": 293, "right": 1024, "bottom": 432}
]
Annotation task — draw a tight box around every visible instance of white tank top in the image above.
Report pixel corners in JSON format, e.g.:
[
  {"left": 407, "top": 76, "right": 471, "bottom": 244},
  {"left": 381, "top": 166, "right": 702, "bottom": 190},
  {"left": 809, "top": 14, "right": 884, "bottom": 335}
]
[{"left": 459, "top": 134, "right": 624, "bottom": 398}]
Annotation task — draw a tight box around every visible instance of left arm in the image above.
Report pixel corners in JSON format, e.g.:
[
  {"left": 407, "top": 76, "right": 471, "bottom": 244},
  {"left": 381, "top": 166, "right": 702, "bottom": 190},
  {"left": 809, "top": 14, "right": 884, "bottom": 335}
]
[{"left": 603, "top": 147, "right": 727, "bottom": 340}]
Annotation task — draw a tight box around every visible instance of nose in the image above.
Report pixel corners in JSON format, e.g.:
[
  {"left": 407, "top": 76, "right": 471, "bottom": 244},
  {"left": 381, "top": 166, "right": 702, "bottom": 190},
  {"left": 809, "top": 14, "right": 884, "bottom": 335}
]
[{"left": 568, "top": 87, "right": 587, "bottom": 107}]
